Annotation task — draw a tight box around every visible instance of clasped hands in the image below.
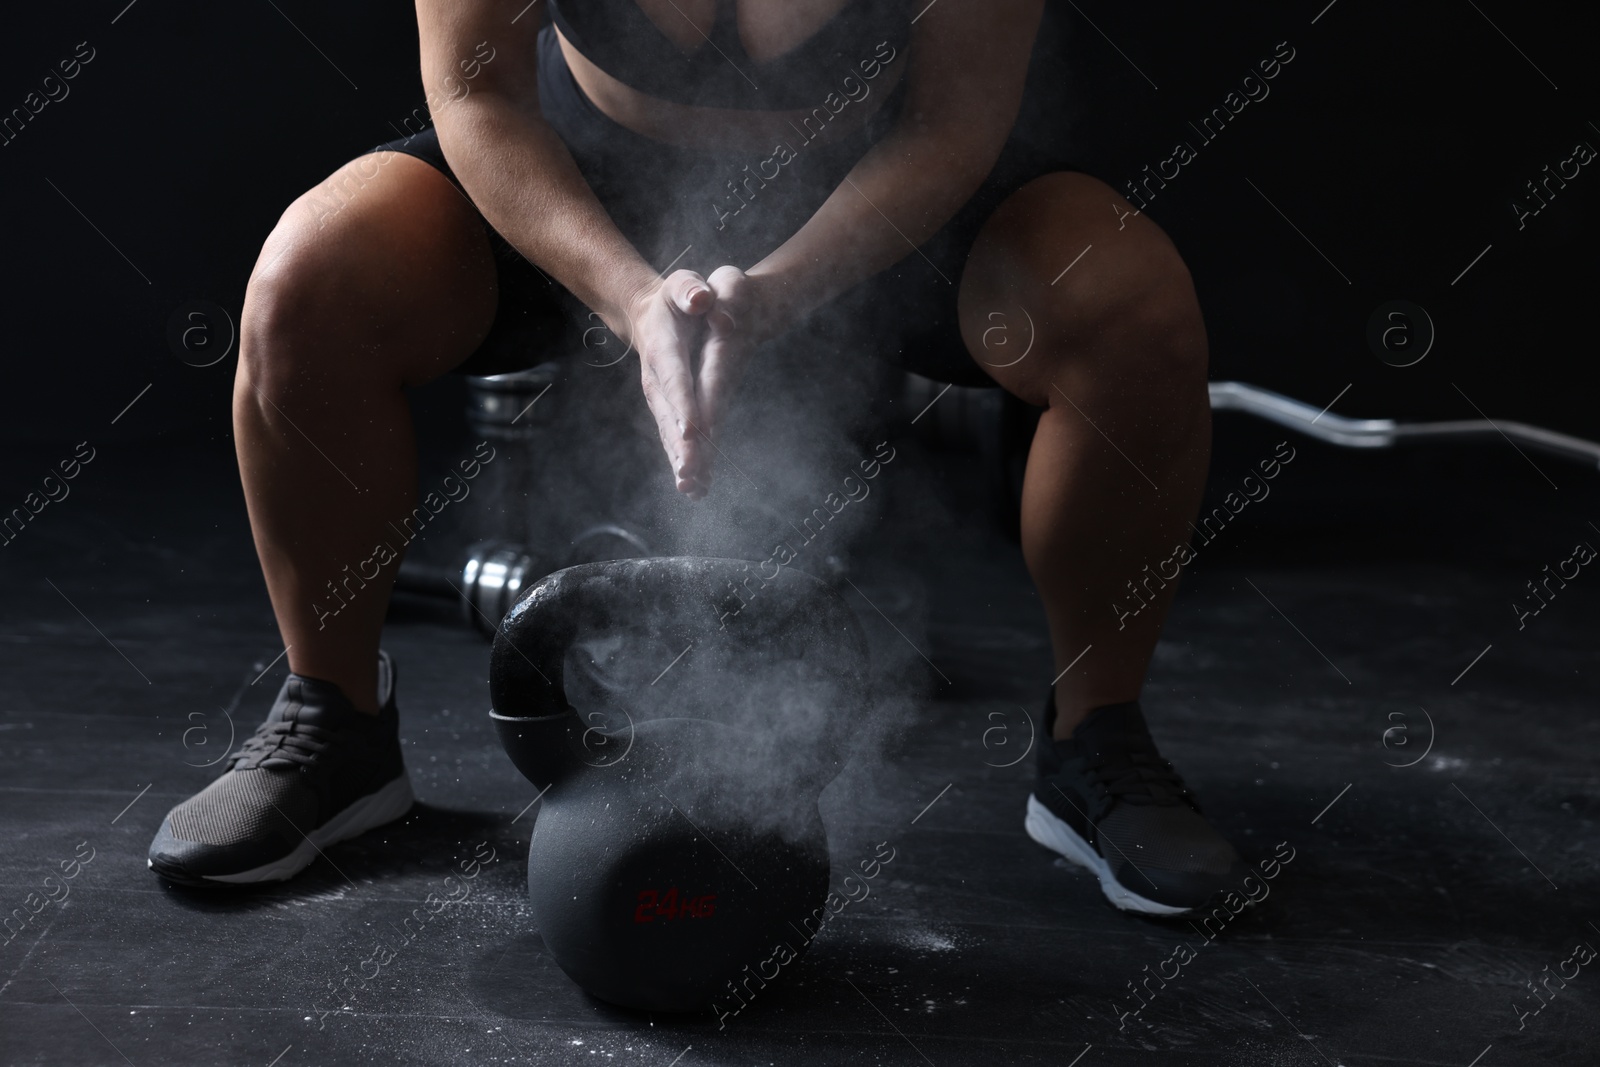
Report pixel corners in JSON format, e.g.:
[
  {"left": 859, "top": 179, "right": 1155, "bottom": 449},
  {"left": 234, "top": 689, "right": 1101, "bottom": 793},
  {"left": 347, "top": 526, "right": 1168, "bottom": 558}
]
[{"left": 615, "top": 265, "right": 782, "bottom": 501}]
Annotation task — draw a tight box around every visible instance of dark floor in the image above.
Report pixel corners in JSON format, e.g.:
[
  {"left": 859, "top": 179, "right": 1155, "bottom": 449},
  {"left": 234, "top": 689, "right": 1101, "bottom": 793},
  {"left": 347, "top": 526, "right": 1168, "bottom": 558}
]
[{"left": 2, "top": 404, "right": 1598, "bottom": 1067}]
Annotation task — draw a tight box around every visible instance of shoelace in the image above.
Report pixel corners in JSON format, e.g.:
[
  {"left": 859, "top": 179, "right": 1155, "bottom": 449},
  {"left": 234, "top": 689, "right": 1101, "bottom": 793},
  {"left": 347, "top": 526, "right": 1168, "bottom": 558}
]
[
  {"left": 1089, "top": 753, "right": 1190, "bottom": 806},
  {"left": 230, "top": 719, "right": 336, "bottom": 770},
  {"left": 1065, "top": 734, "right": 1196, "bottom": 818}
]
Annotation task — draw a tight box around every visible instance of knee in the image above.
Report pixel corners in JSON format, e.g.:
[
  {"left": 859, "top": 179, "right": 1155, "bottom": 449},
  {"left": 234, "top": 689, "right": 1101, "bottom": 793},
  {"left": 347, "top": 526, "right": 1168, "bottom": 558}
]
[
  {"left": 1094, "top": 242, "right": 1208, "bottom": 389},
  {"left": 1038, "top": 209, "right": 1206, "bottom": 376},
  {"left": 982, "top": 245, "right": 1208, "bottom": 408},
  {"left": 962, "top": 173, "right": 1209, "bottom": 404},
  {"left": 238, "top": 209, "right": 367, "bottom": 402}
]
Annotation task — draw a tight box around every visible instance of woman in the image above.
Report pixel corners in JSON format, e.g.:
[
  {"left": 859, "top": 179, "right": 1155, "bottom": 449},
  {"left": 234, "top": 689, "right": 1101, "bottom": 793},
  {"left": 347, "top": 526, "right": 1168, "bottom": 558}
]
[{"left": 147, "top": 0, "right": 1244, "bottom": 914}]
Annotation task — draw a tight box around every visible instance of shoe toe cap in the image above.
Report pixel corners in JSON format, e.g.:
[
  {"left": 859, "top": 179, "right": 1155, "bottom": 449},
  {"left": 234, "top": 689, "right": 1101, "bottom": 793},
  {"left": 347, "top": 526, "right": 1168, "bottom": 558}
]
[
  {"left": 147, "top": 816, "right": 296, "bottom": 886},
  {"left": 1100, "top": 808, "right": 1249, "bottom": 912},
  {"left": 1116, "top": 854, "right": 1250, "bottom": 912}
]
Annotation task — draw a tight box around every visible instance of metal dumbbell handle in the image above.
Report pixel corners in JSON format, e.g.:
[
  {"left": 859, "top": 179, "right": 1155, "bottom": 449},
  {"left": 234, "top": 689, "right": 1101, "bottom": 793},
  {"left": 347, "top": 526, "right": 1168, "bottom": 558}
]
[{"left": 394, "top": 526, "right": 654, "bottom": 637}]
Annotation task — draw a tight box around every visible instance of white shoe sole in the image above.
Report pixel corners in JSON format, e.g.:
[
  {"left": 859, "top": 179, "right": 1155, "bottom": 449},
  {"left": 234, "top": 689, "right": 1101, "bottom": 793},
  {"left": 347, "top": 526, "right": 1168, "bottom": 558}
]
[
  {"left": 1024, "top": 793, "right": 1191, "bottom": 916},
  {"left": 162, "top": 774, "right": 416, "bottom": 885}
]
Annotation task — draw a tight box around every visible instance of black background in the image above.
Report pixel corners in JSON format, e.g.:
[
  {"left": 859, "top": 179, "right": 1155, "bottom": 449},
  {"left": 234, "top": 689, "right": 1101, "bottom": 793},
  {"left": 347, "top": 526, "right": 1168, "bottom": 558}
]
[
  {"left": 3, "top": 7, "right": 1599, "bottom": 1063},
  {"left": 0, "top": 0, "right": 1594, "bottom": 444}
]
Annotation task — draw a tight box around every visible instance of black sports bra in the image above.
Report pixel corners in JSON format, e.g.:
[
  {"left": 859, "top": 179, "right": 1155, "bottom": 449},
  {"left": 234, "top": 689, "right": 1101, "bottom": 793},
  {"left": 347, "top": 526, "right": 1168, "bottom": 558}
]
[{"left": 548, "top": 0, "right": 911, "bottom": 110}]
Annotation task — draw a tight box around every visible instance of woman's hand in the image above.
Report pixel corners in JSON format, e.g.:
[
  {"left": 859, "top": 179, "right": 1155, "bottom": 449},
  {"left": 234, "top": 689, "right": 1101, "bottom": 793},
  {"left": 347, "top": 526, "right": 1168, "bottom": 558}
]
[
  {"left": 619, "top": 269, "right": 716, "bottom": 498},
  {"left": 682, "top": 265, "right": 786, "bottom": 496}
]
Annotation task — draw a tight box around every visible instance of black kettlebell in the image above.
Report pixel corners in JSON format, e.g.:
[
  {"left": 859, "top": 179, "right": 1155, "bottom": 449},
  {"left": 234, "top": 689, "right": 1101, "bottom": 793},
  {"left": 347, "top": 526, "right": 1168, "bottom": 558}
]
[{"left": 489, "top": 557, "right": 869, "bottom": 1012}]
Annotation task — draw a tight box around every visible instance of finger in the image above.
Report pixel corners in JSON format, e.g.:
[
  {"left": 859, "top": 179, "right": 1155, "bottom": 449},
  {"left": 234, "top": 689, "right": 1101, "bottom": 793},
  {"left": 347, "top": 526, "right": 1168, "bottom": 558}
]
[
  {"left": 648, "top": 337, "right": 704, "bottom": 451},
  {"left": 639, "top": 371, "right": 684, "bottom": 480},
  {"left": 698, "top": 303, "right": 754, "bottom": 445},
  {"left": 680, "top": 330, "right": 741, "bottom": 497},
  {"left": 705, "top": 263, "right": 746, "bottom": 295},
  {"left": 657, "top": 319, "right": 723, "bottom": 488},
  {"left": 641, "top": 366, "right": 703, "bottom": 496},
  {"left": 690, "top": 266, "right": 750, "bottom": 474},
  {"left": 695, "top": 317, "right": 736, "bottom": 449},
  {"left": 640, "top": 328, "right": 707, "bottom": 490},
  {"left": 664, "top": 269, "right": 713, "bottom": 316}
]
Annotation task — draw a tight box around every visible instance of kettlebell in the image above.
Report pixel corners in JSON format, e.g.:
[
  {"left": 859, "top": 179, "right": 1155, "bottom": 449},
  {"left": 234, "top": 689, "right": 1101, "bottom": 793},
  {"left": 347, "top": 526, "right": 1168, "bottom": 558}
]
[{"left": 489, "top": 557, "right": 870, "bottom": 1012}]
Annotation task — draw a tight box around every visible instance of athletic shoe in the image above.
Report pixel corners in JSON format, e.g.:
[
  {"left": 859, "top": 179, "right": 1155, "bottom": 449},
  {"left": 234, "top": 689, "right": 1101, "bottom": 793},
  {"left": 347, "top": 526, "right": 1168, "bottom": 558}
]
[
  {"left": 1024, "top": 691, "right": 1245, "bottom": 915},
  {"left": 148, "top": 651, "right": 413, "bottom": 886}
]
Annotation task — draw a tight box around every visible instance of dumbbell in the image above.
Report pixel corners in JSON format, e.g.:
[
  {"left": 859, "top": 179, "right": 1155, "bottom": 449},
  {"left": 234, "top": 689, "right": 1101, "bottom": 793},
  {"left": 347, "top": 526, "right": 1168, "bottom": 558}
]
[{"left": 393, "top": 525, "right": 653, "bottom": 637}]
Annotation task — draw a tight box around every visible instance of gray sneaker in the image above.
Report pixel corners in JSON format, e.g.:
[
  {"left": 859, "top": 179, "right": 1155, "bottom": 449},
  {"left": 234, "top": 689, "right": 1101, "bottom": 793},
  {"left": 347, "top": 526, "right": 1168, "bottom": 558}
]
[
  {"left": 148, "top": 651, "right": 413, "bottom": 886},
  {"left": 1025, "top": 692, "right": 1246, "bottom": 915}
]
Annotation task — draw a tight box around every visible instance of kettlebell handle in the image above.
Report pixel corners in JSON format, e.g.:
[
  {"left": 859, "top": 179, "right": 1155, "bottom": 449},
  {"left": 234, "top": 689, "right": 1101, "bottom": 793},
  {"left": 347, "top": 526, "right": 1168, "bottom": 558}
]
[{"left": 489, "top": 557, "right": 869, "bottom": 790}]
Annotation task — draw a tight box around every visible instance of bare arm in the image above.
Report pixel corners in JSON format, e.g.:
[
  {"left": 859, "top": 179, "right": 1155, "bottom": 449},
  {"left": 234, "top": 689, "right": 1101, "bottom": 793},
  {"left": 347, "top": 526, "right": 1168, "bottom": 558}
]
[
  {"left": 415, "top": 0, "right": 716, "bottom": 497},
  {"left": 415, "top": 0, "right": 657, "bottom": 326},
  {"left": 688, "top": 0, "right": 1044, "bottom": 484},
  {"left": 747, "top": 0, "right": 1046, "bottom": 321}
]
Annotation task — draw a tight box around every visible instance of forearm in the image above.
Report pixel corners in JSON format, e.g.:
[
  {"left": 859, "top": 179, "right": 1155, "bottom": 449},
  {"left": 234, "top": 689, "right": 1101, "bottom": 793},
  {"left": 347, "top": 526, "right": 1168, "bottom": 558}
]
[
  {"left": 436, "top": 94, "right": 657, "bottom": 331},
  {"left": 417, "top": 0, "right": 656, "bottom": 333},
  {"left": 746, "top": 0, "right": 1043, "bottom": 328},
  {"left": 747, "top": 123, "right": 1002, "bottom": 322}
]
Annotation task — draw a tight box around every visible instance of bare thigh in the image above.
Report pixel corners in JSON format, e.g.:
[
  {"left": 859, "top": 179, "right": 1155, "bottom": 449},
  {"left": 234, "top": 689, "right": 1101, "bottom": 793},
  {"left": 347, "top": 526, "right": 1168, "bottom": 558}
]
[
  {"left": 242, "top": 151, "right": 499, "bottom": 392},
  {"left": 955, "top": 170, "right": 1207, "bottom": 409}
]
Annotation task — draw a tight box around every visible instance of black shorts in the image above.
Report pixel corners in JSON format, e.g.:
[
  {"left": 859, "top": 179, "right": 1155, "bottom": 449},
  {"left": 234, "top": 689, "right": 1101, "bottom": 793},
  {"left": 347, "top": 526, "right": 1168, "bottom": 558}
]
[{"left": 369, "top": 24, "right": 1096, "bottom": 387}]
